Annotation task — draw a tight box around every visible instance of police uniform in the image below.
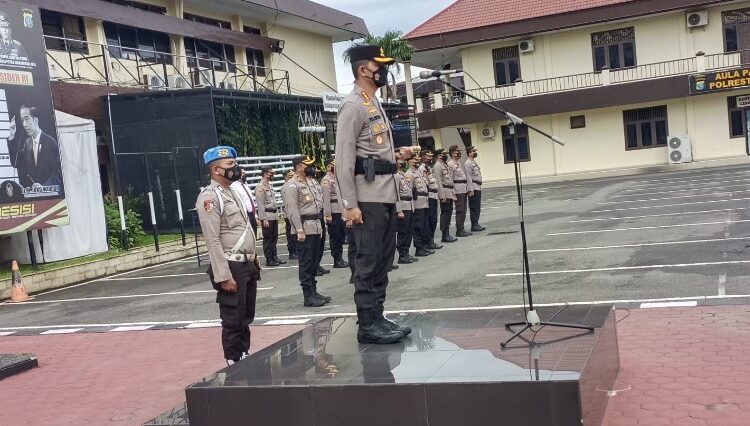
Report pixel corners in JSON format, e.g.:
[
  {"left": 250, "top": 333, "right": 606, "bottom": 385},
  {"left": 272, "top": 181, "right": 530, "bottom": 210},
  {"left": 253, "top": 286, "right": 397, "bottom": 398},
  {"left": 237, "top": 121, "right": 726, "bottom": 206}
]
[
  {"left": 395, "top": 166, "right": 416, "bottom": 263},
  {"left": 419, "top": 155, "right": 442, "bottom": 250},
  {"left": 196, "top": 146, "right": 260, "bottom": 363},
  {"left": 410, "top": 161, "right": 431, "bottom": 256},
  {"left": 281, "top": 170, "right": 298, "bottom": 259},
  {"left": 464, "top": 146, "right": 485, "bottom": 232},
  {"left": 433, "top": 151, "right": 457, "bottom": 242},
  {"left": 334, "top": 44, "right": 410, "bottom": 344},
  {"left": 321, "top": 160, "right": 348, "bottom": 268},
  {"left": 283, "top": 157, "right": 330, "bottom": 307},
  {"left": 255, "top": 175, "right": 281, "bottom": 266},
  {"left": 307, "top": 174, "right": 329, "bottom": 274},
  {"left": 448, "top": 148, "right": 472, "bottom": 237}
]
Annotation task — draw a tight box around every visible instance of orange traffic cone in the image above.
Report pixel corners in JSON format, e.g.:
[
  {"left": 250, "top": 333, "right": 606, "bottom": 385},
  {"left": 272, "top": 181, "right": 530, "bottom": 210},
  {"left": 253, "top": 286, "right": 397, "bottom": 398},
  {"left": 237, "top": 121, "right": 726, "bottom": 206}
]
[{"left": 9, "top": 260, "right": 33, "bottom": 303}]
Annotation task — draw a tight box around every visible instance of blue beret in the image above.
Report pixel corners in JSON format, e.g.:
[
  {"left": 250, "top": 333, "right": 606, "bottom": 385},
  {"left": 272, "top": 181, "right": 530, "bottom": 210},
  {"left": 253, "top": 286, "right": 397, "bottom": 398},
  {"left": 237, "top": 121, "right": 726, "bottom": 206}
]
[{"left": 203, "top": 146, "right": 237, "bottom": 165}]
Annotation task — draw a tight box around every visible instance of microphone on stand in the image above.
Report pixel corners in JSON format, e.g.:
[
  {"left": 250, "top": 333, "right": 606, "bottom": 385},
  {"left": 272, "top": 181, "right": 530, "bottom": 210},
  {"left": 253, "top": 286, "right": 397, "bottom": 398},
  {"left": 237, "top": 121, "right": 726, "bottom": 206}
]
[{"left": 418, "top": 68, "right": 463, "bottom": 79}]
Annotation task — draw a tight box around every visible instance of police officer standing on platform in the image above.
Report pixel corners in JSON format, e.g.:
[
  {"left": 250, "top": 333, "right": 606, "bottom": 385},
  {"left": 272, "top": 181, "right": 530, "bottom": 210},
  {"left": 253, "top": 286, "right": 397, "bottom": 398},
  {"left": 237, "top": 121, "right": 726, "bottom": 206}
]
[
  {"left": 464, "top": 146, "right": 486, "bottom": 232},
  {"left": 321, "top": 159, "right": 348, "bottom": 269},
  {"left": 281, "top": 170, "right": 299, "bottom": 260},
  {"left": 255, "top": 166, "right": 285, "bottom": 267},
  {"left": 419, "top": 150, "right": 442, "bottom": 251},
  {"left": 335, "top": 45, "right": 414, "bottom": 344},
  {"left": 448, "top": 145, "right": 473, "bottom": 237},
  {"left": 283, "top": 156, "right": 332, "bottom": 307},
  {"left": 196, "top": 146, "right": 261, "bottom": 366},
  {"left": 434, "top": 149, "right": 457, "bottom": 243}
]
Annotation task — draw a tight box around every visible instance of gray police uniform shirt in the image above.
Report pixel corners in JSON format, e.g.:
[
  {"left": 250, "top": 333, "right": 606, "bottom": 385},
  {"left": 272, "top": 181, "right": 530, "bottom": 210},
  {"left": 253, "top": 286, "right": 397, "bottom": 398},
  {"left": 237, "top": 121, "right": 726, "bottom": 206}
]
[
  {"left": 335, "top": 84, "right": 398, "bottom": 208},
  {"left": 395, "top": 169, "right": 414, "bottom": 212},
  {"left": 419, "top": 164, "right": 439, "bottom": 200},
  {"left": 448, "top": 159, "right": 469, "bottom": 195},
  {"left": 321, "top": 173, "right": 343, "bottom": 217},
  {"left": 465, "top": 158, "right": 482, "bottom": 192},
  {"left": 195, "top": 180, "right": 257, "bottom": 283},
  {"left": 411, "top": 167, "right": 429, "bottom": 210},
  {"left": 433, "top": 160, "right": 455, "bottom": 200},
  {"left": 283, "top": 176, "right": 322, "bottom": 235},
  {"left": 307, "top": 176, "right": 324, "bottom": 212},
  {"left": 255, "top": 180, "right": 278, "bottom": 221}
]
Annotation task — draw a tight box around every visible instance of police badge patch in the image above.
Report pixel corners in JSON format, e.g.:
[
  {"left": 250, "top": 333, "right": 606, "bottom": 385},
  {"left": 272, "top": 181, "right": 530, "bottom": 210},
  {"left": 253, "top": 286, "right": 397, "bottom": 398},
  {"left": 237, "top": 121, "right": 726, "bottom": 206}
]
[
  {"left": 204, "top": 200, "right": 213, "bottom": 212},
  {"left": 22, "top": 9, "right": 33, "bottom": 28}
]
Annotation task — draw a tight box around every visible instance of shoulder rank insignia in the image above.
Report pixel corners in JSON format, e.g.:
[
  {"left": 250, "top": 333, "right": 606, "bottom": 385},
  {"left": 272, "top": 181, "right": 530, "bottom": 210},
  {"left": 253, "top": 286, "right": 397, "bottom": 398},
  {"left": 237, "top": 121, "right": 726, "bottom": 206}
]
[
  {"left": 376, "top": 134, "right": 384, "bottom": 145},
  {"left": 368, "top": 107, "right": 378, "bottom": 115},
  {"left": 204, "top": 200, "right": 213, "bottom": 212},
  {"left": 361, "top": 91, "right": 371, "bottom": 101},
  {"left": 372, "top": 123, "right": 383, "bottom": 133},
  {"left": 362, "top": 101, "right": 372, "bottom": 106}
]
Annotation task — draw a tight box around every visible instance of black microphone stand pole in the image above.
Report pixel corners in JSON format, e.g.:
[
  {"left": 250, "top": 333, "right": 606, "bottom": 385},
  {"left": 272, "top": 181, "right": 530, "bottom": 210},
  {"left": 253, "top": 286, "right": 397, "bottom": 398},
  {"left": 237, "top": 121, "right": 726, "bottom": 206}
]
[{"left": 436, "top": 76, "right": 594, "bottom": 348}]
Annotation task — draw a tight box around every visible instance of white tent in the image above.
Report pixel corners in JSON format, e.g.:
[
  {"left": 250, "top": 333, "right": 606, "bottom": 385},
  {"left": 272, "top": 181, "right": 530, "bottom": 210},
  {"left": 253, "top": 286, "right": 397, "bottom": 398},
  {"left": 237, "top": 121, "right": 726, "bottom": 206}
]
[{"left": 0, "top": 110, "right": 108, "bottom": 263}]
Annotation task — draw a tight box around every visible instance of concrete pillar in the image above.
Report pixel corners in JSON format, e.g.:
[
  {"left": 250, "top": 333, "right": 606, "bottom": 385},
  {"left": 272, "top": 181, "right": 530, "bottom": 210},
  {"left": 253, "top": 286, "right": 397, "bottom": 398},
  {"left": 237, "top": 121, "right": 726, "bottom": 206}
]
[
  {"left": 432, "top": 91, "right": 443, "bottom": 110},
  {"left": 696, "top": 51, "right": 706, "bottom": 73},
  {"left": 404, "top": 61, "right": 415, "bottom": 107},
  {"left": 416, "top": 97, "right": 424, "bottom": 113}
]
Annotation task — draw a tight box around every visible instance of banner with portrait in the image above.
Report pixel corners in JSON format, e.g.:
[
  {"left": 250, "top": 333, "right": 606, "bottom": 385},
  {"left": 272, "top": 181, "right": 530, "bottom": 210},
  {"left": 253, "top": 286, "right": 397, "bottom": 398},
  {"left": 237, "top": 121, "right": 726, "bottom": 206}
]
[{"left": 0, "top": 0, "right": 66, "bottom": 235}]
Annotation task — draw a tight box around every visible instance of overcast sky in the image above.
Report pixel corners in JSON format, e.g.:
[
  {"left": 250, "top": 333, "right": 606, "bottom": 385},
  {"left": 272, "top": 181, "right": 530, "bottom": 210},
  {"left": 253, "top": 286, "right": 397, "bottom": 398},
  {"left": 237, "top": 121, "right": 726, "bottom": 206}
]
[{"left": 315, "top": 0, "right": 455, "bottom": 93}]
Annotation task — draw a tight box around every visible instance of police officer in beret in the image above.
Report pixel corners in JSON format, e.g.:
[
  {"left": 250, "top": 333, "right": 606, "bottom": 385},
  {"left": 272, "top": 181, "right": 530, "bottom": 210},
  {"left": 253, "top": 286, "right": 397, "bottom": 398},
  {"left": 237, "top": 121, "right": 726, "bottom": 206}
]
[
  {"left": 336, "top": 44, "right": 416, "bottom": 344},
  {"left": 195, "top": 146, "right": 261, "bottom": 365},
  {"left": 283, "top": 155, "right": 332, "bottom": 307}
]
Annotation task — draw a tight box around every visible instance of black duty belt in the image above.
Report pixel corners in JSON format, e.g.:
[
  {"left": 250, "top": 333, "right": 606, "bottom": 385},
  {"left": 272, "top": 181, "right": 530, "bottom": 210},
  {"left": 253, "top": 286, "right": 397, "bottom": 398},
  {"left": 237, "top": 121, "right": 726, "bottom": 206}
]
[
  {"left": 428, "top": 189, "right": 438, "bottom": 193},
  {"left": 454, "top": 179, "right": 467, "bottom": 184},
  {"left": 301, "top": 213, "right": 321, "bottom": 221},
  {"left": 331, "top": 198, "right": 338, "bottom": 203},
  {"left": 416, "top": 191, "right": 429, "bottom": 197},
  {"left": 354, "top": 157, "right": 397, "bottom": 175},
  {"left": 400, "top": 196, "right": 413, "bottom": 201},
  {"left": 443, "top": 184, "right": 454, "bottom": 189},
  {"left": 473, "top": 181, "right": 482, "bottom": 185},
  {"left": 265, "top": 208, "right": 277, "bottom": 213}
]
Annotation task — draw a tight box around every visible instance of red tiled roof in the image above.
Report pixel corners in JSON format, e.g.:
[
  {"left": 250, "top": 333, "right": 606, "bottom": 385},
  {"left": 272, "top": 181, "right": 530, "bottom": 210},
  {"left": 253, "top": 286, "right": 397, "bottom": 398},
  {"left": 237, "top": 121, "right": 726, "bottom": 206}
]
[{"left": 405, "top": 0, "right": 636, "bottom": 39}]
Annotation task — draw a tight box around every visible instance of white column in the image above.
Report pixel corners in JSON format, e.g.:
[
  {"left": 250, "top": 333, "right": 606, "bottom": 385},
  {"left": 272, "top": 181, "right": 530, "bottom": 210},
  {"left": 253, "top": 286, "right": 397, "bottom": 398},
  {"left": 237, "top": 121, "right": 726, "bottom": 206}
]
[
  {"left": 432, "top": 91, "right": 443, "bottom": 109},
  {"left": 404, "top": 61, "right": 415, "bottom": 106}
]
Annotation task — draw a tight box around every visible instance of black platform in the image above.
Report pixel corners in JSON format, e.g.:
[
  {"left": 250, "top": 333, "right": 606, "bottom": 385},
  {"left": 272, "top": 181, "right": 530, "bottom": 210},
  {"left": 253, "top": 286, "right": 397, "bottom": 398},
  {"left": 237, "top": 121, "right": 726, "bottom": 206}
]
[
  {"left": 0, "top": 353, "right": 38, "bottom": 380},
  {"left": 163, "top": 305, "right": 618, "bottom": 426}
]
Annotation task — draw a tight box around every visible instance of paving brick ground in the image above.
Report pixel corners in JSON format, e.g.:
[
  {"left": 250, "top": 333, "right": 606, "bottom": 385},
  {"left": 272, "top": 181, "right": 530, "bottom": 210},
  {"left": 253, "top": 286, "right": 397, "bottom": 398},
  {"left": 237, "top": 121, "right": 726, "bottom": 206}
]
[
  {"left": 604, "top": 305, "right": 750, "bottom": 426},
  {"left": 1, "top": 305, "right": 749, "bottom": 425},
  {"left": 0, "top": 325, "right": 303, "bottom": 426}
]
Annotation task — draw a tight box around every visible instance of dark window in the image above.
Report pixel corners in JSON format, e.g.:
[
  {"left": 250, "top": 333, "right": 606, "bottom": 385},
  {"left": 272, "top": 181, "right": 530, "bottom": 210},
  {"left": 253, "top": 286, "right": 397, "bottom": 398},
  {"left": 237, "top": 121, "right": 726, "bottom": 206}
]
[
  {"left": 104, "top": 22, "right": 172, "bottom": 63},
  {"left": 185, "top": 37, "right": 235, "bottom": 72},
  {"left": 183, "top": 13, "right": 231, "bottom": 29},
  {"left": 501, "top": 124, "right": 530, "bottom": 163},
  {"left": 244, "top": 26, "right": 266, "bottom": 77},
  {"left": 104, "top": 0, "right": 167, "bottom": 14},
  {"left": 492, "top": 46, "right": 520, "bottom": 86},
  {"left": 570, "top": 115, "right": 586, "bottom": 129},
  {"left": 623, "top": 106, "right": 668, "bottom": 150},
  {"left": 591, "top": 27, "right": 636, "bottom": 71},
  {"left": 722, "top": 9, "right": 750, "bottom": 54},
  {"left": 41, "top": 10, "right": 87, "bottom": 53},
  {"left": 727, "top": 95, "right": 750, "bottom": 138}
]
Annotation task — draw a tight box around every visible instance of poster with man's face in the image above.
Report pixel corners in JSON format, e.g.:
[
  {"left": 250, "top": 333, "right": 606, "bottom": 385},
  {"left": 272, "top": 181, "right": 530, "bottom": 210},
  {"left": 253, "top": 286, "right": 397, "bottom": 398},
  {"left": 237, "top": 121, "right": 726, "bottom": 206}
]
[{"left": 0, "top": 1, "right": 66, "bottom": 235}]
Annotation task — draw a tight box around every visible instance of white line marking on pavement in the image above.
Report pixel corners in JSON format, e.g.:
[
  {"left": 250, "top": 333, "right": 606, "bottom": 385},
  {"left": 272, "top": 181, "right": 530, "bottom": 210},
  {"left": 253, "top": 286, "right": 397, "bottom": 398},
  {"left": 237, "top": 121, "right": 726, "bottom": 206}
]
[
  {"left": 485, "top": 260, "right": 750, "bottom": 277},
  {"left": 599, "top": 191, "right": 750, "bottom": 205},
  {"left": 528, "top": 237, "right": 750, "bottom": 253},
  {"left": 547, "top": 220, "right": 750, "bottom": 236},
  {"left": 184, "top": 322, "right": 221, "bottom": 329},
  {"left": 591, "top": 198, "right": 750, "bottom": 213},
  {"left": 640, "top": 301, "right": 698, "bottom": 308},
  {"left": 104, "top": 273, "right": 206, "bottom": 281},
  {"left": 264, "top": 319, "right": 310, "bottom": 325},
  {"left": 570, "top": 208, "right": 750, "bottom": 223},
  {"left": 111, "top": 325, "right": 154, "bottom": 332},
  {"left": 622, "top": 170, "right": 750, "bottom": 189},
  {"left": 40, "top": 328, "right": 83, "bottom": 335},
  {"left": 0, "top": 331, "right": 15, "bottom": 336},
  {"left": 612, "top": 183, "right": 750, "bottom": 198},
  {"left": 0, "top": 288, "right": 274, "bottom": 305},
  {"left": 3, "top": 294, "right": 750, "bottom": 331}
]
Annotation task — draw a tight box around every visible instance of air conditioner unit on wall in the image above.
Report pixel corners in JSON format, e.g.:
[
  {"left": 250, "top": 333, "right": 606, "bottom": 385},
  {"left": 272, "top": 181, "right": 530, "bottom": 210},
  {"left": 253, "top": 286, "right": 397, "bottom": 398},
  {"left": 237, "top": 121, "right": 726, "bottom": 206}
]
[
  {"left": 143, "top": 73, "right": 166, "bottom": 89},
  {"left": 191, "top": 68, "right": 212, "bottom": 87},
  {"left": 667, "top": 135, "right": 693, "bottom": 164},
  {"left": 167, "top": 74, "right": 189, "bottom": 89},
  {"left": 519, "top": 39, "right": 535, "bottom": 53},
  {"left": 481, "top": 127, "right": 495, "bottom": 138},
  {"left": 687, "top": 11, "right": 708, "bottom": 28}
]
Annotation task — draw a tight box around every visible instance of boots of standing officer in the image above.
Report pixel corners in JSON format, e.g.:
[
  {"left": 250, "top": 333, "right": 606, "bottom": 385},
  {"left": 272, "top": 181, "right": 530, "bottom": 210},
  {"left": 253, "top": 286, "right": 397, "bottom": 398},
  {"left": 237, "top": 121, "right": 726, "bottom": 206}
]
[
  {"left": 429, "top": 240, "right": 443, "bottom": 250},
  {"left": 398, "top": 249, "right": 415, "bottom": 264},
  {"left": 415, "top": 247, "right": 431, "bottom": 257},
  {"left": 471, "top": 221, "right": 485, "bottom": 232},
  {"left": 275, "top": 255, "right": 287, "bottom": 265},
  {"left": 333, "top": 258, "right": 348, "bottom": 268},
  {"left": 441, "top": 230, "right": 458, "bottom": 243},
  {"left": 317, "top": 265, "right": 330, "bottom": 276},
  {"left": 456, "top": 228, "right": 473, "bottom": 237},
  {"left": 303, "top": 287, "right": 326, "bottom": 307},
  {"left": 377, "top": 306, "right": 412, "bottom": 336},
  {"left": 266, "top": 258, "right": 280, "bottom": 267},
  {"left": 357, "top": 309, "right": 404, "bottom": 344}
]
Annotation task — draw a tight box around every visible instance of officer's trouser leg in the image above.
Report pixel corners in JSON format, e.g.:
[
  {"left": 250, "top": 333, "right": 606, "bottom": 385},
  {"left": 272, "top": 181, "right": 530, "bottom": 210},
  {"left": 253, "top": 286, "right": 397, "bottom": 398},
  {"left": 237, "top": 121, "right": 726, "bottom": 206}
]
[
  {"left": 298, "top": 234, "right": 319, "bottom": 297},
  {"left": 412, "top": 208, "right": 427, "bottom": 250},
  {"left": 469, "top": 190, "right": 482, "bottom": 227},
  {"left": 455, "top": 193, "right": 468, "bottom": 231},
  {"left": 428, "top": 198, "right": 438, "bottom": 243},
  {"left": 330, "top": 213, "right": 345, "bottom": 261},
  {"left": 440, "top": 199, "right": 454, "bottom": 234},
  {"left": 347, "top": 227, "right": 357, "bottom": 278},
  {"left": 285, "top": 219, "right": 297, "bottom": 256},
  {"left": 262, "top": 219, "right": 278, "bottom": 261},
  {"left": 318, "top": 213, "right": 326, "bottom": 265},
  {"left": 353, "top": 202, "right": 396, "bottom": 310},
  {"left": 249, "top": 215, "right": 258, "bottom": 238},
  {"left": 397, "top": 210, "right": 413, "bottom": 255},
  {"left": 210, "top": 261, "right": 258, "bottom": 361}
]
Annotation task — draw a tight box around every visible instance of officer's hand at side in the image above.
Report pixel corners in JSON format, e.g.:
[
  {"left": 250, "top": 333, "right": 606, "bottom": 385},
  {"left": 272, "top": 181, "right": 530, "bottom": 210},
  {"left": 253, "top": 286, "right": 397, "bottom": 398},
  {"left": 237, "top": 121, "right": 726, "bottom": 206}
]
[
  {"left": 263, "top": 220, "right": 270, "bottom": 228},
  {"left": 220, "top": 278, "right": 238, "bottom": 293},
  {"left": 346, "top": 207, "right": 363, "bottom": 225},
  {"left": 325, "top": 216, "right": 332, "bottom": 224},
  {"left": 297, "top": 232, "right": 306, "bottom": 242},
  {"left": 345, "top": 219, "right": 353, "bottom": 229},
  {"left": 398, "top": 212, "right": 405, "bottom": 220},
  {"left": 469, "top": 191, "right": 475, "bottom": 197},
  {"left": 440, "top": 198, "right": 446, "bottom": 203}
]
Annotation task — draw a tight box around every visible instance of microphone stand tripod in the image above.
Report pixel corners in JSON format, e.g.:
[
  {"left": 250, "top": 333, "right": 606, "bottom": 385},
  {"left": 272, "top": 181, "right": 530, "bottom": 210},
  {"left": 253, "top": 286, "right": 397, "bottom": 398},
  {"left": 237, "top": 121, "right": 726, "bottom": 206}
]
[{"left": 435, "top": 76, "right": 594, "bottom": 348}]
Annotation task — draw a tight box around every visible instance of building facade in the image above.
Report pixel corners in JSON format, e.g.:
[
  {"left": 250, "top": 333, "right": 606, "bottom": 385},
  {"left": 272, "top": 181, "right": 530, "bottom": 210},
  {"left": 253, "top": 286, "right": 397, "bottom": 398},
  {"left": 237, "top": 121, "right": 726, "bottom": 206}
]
[{"left": 405, "top": 0, "right": 750, "bottom": 182}]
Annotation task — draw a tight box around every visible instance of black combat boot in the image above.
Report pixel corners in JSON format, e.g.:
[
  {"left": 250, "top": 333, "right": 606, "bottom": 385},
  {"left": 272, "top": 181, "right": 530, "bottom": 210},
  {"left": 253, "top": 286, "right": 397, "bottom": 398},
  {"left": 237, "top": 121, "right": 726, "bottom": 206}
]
[
  {"left": 441, "top": 231, "right": 458, "bottom": 243},
  {"left": 275, "top": 256, "right": 287, "bottom": 265},
  {"left": 266, "top": 259, "right": 280, "bottom": 267},
  {"left": 429, "top": 241, "right": 443, "bottom": 250},
  {"left": 357, "top": 309, "right": 404, "bottom": 344},
  {"left": 303, "top": 288, "right": 326, "bottom": 307},
  {"left": 456, "top": 228, "right": 473, "bottom": 237},
  {"left": 398, "top": 250, "right": 415, "bottom": 264},
  {"left": 415, "top": 248, "right": 430, "bottom": 257},
  {"left": 317, "top": 266, "right": 330, "bottom": 275},
  {"left": 377, "top": 306, "right": 411, "bottom": 337},
  {"left": 333, "top": 258, "right": 349, "bottom": 268}
]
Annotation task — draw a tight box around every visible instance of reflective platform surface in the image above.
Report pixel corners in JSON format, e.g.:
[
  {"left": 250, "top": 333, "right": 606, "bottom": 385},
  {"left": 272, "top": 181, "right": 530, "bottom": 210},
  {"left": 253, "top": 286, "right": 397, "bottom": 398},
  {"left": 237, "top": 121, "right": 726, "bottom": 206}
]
[
  {"left": 0, "top": 353, "right": 38, "bottom": 380},
  {"left": 184, "top": 305, "right": 619, "bottom": 426}
]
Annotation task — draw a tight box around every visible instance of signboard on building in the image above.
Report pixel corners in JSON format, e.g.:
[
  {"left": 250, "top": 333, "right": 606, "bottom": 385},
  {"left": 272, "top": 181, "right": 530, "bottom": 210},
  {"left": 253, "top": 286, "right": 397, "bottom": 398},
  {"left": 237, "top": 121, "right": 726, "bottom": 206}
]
[
  {"left": 690, "top": 67, "right": 750, "bottom": 94},
  {"left": 0, "top": 1, "right": 66, "bottom": 235},
  {"left": 736, "top": 95, "right": 750, "bottom": 108},
  {"left": 322, "top": 92, "right": 346, "bottom": 112}
]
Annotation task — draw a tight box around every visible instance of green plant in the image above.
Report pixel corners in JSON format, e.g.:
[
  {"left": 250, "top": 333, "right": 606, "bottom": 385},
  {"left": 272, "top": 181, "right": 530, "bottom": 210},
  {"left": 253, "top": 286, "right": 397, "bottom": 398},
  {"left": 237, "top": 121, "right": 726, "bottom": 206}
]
[
  {"left": 214, "top": 102, "right": 301, "bottom": 157},
  {"left": 103, "top": 195, "right": 145, "bottom": 250}
]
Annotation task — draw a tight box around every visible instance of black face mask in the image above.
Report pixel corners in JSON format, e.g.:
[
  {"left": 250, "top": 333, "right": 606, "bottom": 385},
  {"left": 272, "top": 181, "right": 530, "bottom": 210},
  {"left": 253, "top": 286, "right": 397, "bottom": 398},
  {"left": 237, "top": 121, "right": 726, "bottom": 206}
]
[
  {"left": 472, "top": 152, "right": 478, "bottom": 158},
  {"left": 367, "top": 66, "right": 388, "bottom": 88},
  {"left": 305, "top": 166, "right": 317, "bottom": 177},
  {"left": 328, "top": 167, "right": 335, "bottom": 174},
  {"left": 218, "top": 164, "right": 242, "bottom": 181}
]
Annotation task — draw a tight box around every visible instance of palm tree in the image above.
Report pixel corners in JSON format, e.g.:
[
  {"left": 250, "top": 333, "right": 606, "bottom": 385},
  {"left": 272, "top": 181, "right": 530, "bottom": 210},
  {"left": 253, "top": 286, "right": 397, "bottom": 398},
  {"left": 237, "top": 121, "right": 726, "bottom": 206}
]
[{"left": 343, "top": 30, "right": 415, "bottom": 102}]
